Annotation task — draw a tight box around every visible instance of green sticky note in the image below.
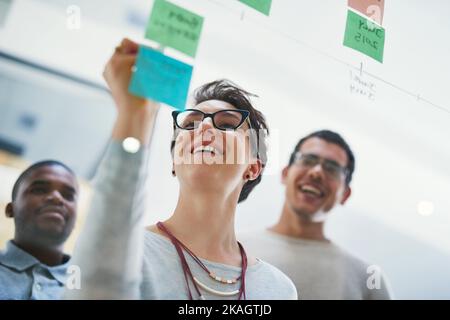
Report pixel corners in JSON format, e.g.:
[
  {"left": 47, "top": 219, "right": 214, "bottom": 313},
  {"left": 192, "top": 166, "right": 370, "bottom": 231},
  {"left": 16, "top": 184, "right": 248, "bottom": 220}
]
[
  {"left": 145, "top": 0, "right": 204, "bottom": 57},
  {"left": 343, "top": 9, "right": 385, "bottom": 63},
  {"left": 239, "top": 0, "right": 272, "bottom": 16}
]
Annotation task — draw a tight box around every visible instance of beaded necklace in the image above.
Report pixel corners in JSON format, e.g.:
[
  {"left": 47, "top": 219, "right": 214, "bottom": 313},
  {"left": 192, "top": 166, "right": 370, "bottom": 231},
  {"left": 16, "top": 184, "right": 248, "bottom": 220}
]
[{"left": 157, "top": 222, "right": 247, "bottom": 300}]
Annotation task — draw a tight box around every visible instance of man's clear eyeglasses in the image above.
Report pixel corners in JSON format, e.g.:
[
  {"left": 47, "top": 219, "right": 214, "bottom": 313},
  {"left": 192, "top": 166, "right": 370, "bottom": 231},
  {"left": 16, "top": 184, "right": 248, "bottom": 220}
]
[{"left": 294, "top": 152, "right": 348, "bottom": 180}]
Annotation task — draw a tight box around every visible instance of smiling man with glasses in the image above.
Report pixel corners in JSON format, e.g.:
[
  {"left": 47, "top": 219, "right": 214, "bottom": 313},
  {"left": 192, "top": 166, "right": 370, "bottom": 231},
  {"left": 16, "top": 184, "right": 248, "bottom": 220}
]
[{"left": 240, "top": 130, "right": 393, "bottom": 300}]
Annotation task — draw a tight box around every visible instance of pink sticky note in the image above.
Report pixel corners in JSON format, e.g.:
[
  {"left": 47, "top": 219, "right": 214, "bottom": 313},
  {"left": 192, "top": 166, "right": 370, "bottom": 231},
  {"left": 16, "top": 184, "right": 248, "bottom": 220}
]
[{"left": 348, "top": 0, "right": 385, "bottom": 25}]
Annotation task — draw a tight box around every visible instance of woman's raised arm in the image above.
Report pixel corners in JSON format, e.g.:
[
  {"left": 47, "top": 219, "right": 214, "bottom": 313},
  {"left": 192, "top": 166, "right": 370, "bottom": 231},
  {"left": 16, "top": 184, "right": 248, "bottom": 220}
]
[
  {"left": 105, "top": 38, "right": 160, "bottom": 145},
  {"left": 64, "top": 38, "right": 159, "bottom": 299}
]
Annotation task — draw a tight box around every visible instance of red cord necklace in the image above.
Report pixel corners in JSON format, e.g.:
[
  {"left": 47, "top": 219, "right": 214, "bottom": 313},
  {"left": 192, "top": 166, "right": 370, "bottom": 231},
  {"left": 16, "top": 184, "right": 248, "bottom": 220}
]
[{"left": 157, "top": 221, "right": 247, "bottom": 300}]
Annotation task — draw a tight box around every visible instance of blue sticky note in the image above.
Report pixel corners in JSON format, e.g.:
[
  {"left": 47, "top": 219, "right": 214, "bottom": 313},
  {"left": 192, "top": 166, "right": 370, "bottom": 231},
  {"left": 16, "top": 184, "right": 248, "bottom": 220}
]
[{"left": 129, "top": 46, "right": 193, "bottom": 110}]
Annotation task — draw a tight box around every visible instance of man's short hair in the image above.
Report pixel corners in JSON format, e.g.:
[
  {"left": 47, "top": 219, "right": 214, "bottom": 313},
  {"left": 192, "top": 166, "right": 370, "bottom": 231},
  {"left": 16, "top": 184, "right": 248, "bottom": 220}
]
[{"left": 11, "top": 160, "right": 75, "bottom": 201}]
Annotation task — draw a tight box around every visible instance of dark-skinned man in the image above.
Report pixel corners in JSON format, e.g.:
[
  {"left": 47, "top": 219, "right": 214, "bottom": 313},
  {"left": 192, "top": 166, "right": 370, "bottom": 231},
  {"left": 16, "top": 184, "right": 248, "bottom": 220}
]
[{"left": 0, "top": 160, "right": 78, "bottom": 299}]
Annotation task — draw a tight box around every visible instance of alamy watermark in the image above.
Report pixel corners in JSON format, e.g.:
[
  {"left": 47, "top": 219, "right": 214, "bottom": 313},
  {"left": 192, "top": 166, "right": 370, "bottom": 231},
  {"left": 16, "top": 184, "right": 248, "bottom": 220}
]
[
  {"left": 66, "top": 5, "right": 81, "bottom": 30},
  {"left": 66, "top": 264, "right": 81, "bottom": 290},
  {"left": 171, "top": 124, "right": 280, "bottom": 175},
  {"left": 366, "top": 264, "right": 382, "bottom": 290}
]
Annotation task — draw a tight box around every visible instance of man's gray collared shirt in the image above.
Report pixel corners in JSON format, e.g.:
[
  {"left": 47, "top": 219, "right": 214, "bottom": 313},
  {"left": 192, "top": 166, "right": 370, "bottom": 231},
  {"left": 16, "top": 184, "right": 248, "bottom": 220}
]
[{"left": 0, "top": 240, "right": 69, "bottom": 299}]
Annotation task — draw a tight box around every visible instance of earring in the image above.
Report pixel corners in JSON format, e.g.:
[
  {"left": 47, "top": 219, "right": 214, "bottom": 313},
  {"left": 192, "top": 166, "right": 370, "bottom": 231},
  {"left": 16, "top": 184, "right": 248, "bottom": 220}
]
[{"left": 172, "top": 170, "right": 176, "bottom": 177}]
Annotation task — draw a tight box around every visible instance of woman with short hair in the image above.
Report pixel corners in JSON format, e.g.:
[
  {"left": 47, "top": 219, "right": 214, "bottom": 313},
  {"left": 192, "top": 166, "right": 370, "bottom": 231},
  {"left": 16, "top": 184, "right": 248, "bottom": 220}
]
[{"left": 66, "top": 38, "right": 297, "bottom": 300}]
